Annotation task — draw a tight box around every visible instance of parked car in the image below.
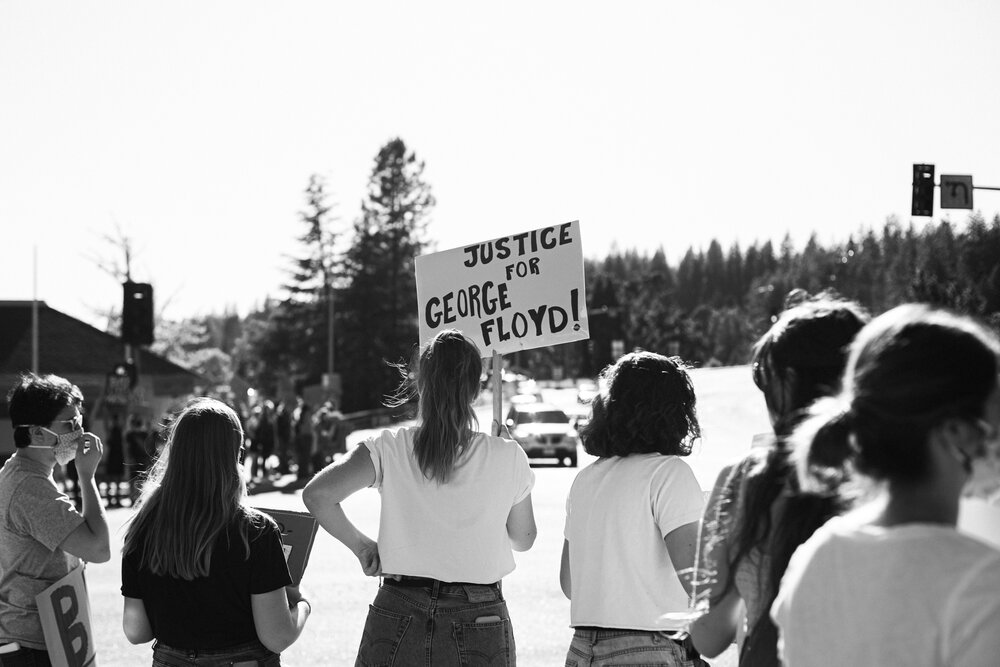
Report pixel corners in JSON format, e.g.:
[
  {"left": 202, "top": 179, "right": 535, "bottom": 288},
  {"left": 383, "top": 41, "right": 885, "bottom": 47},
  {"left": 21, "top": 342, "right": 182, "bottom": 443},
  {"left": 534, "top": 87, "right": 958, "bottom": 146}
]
[{"left": 504, "top": 402, "right": 579, "bottom": 467}]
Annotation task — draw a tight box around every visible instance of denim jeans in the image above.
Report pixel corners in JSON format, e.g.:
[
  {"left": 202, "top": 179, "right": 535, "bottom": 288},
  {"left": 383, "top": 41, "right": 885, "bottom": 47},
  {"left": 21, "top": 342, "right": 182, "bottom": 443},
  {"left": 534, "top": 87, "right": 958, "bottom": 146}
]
[
  {"left": 356, "top": 578, "right": 515, "bottom": 666},
  {"left": 0, "top": 646, "right": 53, "bottom": 667},
  {"left": 565, "top": 628, "right": 707, "bottom": 667},
  {"left": 151, "top": 639, "right": 280, "bottom": 667}
]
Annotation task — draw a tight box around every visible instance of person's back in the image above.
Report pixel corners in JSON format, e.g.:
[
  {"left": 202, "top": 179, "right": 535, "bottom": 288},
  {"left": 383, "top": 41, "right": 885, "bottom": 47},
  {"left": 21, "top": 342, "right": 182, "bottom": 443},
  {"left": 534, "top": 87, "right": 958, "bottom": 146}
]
[
  {"left": 368, "top": 426, "right": 532, "bottom": 583},
  {"left": 772, "top": 304, "right": 1000, "bottom": 666},
  {"left": 566, "top": 454, "right": 703, "bottom": 629},
  {"left": 121, "top": 398, "right": 310, "bottom": 665},
  {"left": 303, "top": 329, "right": 536, "bottom": 666},
  {"left": 691, "top": 294, "right": 868, "bottom": 665},
  {"left": 774, "top": 515, "right": 1000, "bottom": 666},
  {"left": 123, "top": 513, "right": 291, "bottom": 649},
  {"left": 561, "top": 352, "right": 706, "bottom": 667}
]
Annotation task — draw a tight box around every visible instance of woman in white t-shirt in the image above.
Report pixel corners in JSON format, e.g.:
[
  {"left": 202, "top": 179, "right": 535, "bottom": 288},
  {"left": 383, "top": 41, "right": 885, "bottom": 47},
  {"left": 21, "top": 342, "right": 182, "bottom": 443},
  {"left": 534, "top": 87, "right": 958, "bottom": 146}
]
[
  {"left": 560, "top": 351, "right": 707, "bottom": 666},
  {"left": 771, "top": 304, "right": 1000, "bottom": 666},
  {"left": 303, "top": 329, "right": 536, "bottom": 666}
]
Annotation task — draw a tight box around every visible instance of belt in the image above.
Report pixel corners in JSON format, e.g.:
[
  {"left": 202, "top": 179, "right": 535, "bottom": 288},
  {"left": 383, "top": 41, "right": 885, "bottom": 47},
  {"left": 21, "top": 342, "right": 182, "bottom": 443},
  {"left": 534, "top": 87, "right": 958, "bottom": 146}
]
[
  {"left": 575, "top": 627, "right": 688, "bottom": 645},
  {"left": 385, "top": 576, "right": 499, "bottom": 588}
]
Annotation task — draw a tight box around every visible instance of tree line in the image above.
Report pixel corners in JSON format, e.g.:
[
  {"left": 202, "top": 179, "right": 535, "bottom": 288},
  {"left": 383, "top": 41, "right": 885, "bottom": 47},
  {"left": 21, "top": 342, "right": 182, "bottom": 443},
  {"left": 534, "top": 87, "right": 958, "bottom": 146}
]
[
  {"left": 579, "top": 212, "right": 1000, "bottom": 375},
  {"left": 146, "top": 138, "right": 1000, "bottom": 412}
]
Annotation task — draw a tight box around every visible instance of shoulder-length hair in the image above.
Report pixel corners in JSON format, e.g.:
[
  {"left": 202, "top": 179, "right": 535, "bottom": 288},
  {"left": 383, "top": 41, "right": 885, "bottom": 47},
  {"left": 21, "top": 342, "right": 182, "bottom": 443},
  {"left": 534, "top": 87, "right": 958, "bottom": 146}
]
[
  {"left": 123, "top": 397, "right": 266, "bottom": 580},
  {"left": 707, "top": 294, "right": 867, "bottom": 617},
  {"left": 581, "top": 351, "right": 699, "bottom": 458},
  {"left": 386, "top": 329, "right": 482, "bottom": 483}
]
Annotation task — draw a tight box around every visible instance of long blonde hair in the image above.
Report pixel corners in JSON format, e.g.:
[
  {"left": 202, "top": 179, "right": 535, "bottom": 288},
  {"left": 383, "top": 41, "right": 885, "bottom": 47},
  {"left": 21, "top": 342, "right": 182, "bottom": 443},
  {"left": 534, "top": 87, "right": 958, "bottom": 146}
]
[
  {"left": 387, "top": 329, "right": 482, "bottom": 483},
  {"left": 123, "top": 398, "right": 266, "bottom": 579}
]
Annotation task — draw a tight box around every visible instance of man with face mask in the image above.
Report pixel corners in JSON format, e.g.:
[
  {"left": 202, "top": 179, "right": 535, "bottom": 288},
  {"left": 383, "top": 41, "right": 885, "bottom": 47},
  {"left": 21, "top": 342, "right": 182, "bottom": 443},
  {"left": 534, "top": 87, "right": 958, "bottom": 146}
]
[{"left": 0, "top": 373, "right": 110, "bottom": 664}]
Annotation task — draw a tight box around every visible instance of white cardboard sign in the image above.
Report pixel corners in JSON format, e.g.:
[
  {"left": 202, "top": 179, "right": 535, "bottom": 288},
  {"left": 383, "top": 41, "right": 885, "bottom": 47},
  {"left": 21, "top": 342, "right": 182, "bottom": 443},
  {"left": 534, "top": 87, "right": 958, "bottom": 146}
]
[
  {"left": 35, "top": 565, "right": 97, "bottom": 667},
  {"left": 416, "top": 221, "right": 589, "bottom": 356}
]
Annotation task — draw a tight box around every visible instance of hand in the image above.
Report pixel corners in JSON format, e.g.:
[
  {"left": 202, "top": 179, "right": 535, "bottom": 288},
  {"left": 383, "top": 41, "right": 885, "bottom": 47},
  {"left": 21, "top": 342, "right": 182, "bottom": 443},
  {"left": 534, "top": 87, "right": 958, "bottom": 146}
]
[
  {"left": 356, "top": 538, "right": 383, "bottom": 577},
  {"left": 284, "top": 584, "right": 306, "bottom": 606},
  {"left": 75, "top": 432, "right": 104, "bottom": 479}
]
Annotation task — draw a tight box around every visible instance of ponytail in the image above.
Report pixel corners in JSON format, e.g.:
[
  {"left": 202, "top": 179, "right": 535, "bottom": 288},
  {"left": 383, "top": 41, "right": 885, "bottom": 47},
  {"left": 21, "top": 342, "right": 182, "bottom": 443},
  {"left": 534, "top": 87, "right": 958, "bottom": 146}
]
[{"left": 792, "top": 396, "right": 856, "bottom": 496}]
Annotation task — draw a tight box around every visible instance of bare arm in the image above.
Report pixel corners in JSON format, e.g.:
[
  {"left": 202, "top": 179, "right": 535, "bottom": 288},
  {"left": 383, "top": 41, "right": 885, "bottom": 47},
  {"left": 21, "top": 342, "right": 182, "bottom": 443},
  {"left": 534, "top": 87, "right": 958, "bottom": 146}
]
[
  {"left": 122, "top": 597, "right": 154, "bottom": 644},
  {"left": 689, "top": 463, "right": 742, "bottom": 658},
  {"left": 690, "top": 586, "right": 744, "bottom": 657},
  {"left": 506, "top": 494, "right": 537, "bottom": 551},
  {"left": 60, "top": 433, "right": 111, "bottom": 563},
  {"left": 663, "top": 521, "right": 700, "bottom": 598},
  {"left": 252, "top": 585, "right": 310, "bottom": 653},
  {"left": 301, "top": 445, "right": 381, "bottom": 575},
  {"left": 559, "top": 539, "right": 571, "bottom": 599}
]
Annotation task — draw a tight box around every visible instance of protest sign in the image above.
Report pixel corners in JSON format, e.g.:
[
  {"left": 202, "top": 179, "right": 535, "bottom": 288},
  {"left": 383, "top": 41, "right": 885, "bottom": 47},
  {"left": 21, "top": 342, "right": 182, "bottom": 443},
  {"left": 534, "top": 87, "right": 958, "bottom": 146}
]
[
  {"left": 257, "top": 508, "right": 319, "bottom": 584},
  {"left": 35, "top": 566, "right": 96, "bottom": 667},
  {"left": 415, "top": 221, "right": 589, "bottom": 356}
]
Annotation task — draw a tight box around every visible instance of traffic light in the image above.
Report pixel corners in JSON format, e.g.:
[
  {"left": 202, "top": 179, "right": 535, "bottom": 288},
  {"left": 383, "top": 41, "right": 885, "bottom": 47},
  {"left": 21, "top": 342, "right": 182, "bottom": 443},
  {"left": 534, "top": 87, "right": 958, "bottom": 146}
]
[
  {"left": 122, "top": 281, "right": 154, "bottom": 345},
  {"left": 912, "top": 164, "right": 935, "bottom": 216}
]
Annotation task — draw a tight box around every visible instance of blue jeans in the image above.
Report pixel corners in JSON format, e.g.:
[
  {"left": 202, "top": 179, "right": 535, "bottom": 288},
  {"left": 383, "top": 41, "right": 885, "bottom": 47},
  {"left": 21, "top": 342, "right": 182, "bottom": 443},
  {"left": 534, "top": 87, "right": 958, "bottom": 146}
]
[
  {"left": 565, "top": 628, "right": 707, "bottom": 667},
  {"left": 356, "top": 578, "right": 515, "bottom": 666},
  {"left": 151, "top": 639, "right": 280, "bottom": 667}
]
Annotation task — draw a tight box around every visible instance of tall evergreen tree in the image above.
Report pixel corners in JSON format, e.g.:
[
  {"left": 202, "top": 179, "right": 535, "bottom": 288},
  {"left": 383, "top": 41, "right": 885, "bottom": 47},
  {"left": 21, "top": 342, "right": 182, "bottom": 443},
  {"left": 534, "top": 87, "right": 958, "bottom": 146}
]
[{"left": 339, "top": 138, "right": 435, "bottom": 410}]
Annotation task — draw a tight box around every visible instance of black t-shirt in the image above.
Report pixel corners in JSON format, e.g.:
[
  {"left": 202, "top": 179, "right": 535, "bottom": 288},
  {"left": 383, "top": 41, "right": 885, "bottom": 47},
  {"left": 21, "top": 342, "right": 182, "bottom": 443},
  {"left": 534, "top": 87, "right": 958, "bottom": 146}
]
[{"left": 121, "top": 512, "right": 292, "bottom": 649}]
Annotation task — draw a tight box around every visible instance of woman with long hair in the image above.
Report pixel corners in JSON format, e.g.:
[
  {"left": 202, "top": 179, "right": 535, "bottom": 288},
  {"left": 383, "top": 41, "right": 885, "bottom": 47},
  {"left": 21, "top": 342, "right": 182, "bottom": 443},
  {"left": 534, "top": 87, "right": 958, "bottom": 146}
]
[
  {"left": 771, "top": 304, "right": 1000, "bottom": 665},
  {"left": 690, "top": 294, "right": 869, "bottom": 665},
  {"left": 121, "top": 398, "right": 310, "bottom": 666},
  {"left": 560, "top": 351, "right": 707, "bottom": 666},
  {"left": 303, "top": 329, "right": 536, "bottom": 666}
]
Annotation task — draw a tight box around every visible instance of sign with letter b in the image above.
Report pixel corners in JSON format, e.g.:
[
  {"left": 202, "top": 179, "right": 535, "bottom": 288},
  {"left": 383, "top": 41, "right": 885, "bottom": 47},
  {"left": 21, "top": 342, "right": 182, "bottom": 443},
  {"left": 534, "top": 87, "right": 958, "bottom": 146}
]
[{"left": 35, "top": 566, "right": 97, "bottom": 667}]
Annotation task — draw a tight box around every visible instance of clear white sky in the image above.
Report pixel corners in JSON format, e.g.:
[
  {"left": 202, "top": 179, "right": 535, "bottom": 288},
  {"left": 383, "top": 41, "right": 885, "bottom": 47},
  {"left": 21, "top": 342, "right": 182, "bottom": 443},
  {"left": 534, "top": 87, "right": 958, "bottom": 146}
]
[{"left": 2, "top": 0, "right": 998, "bottom": 328}]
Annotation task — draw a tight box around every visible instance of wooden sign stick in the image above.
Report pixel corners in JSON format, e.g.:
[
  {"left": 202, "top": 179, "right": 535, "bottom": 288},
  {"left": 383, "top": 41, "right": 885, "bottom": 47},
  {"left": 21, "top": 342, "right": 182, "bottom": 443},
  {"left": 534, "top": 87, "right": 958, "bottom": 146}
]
[{"left": 492, "top": 350, "right": 503, "bottom": 436}]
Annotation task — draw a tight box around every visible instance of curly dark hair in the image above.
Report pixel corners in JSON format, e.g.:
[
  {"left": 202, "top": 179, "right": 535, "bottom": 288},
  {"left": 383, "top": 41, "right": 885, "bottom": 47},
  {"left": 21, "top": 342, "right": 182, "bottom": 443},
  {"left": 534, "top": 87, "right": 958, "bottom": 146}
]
[{"left": 581, "top": 351, "right": 699, "bottom": 457}]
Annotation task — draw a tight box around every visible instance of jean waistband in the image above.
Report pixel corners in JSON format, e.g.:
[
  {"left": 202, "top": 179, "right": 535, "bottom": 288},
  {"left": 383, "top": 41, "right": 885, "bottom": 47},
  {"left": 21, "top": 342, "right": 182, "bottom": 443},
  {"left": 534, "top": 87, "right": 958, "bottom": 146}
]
[
  {"left": 384, "top": 576, "right": 500, "bottom": 589},
  {"left": 153, "top": 638, "right": 274, "bottom": 658},
  {"left": 574, "top": 627, "right": 687, "bottom": 644}
]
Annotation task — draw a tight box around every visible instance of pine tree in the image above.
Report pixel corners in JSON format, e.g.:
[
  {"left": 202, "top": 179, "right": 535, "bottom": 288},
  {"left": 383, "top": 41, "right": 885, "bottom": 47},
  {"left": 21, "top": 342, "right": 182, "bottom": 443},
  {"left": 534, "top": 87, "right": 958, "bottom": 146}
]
[{"left": 339, "top": 138, "right": 435, "bottom": 410}]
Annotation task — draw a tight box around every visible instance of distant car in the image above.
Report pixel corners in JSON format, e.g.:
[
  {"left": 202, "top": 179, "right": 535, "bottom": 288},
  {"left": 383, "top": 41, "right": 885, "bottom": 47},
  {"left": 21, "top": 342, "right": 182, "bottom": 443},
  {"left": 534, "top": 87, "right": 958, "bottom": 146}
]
[
  {"left": 576, "top": 380, "right": 599, "bottom": 404},
  {"left": 509, "top": 393, "right": 541, "bottom": 405},
  {"left": 505, "top": 402, "right": 579, "bottom": 467}
]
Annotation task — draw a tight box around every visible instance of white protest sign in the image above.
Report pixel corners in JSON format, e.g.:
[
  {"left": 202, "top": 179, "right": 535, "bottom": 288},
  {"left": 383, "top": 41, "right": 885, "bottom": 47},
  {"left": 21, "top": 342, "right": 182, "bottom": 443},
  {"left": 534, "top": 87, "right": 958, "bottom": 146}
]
[
  {"left": 416, "top": 221, "right": 589, "bottom": 356},
  {"left": 35, "top": 565, "right": 97, "bottom": 667}
]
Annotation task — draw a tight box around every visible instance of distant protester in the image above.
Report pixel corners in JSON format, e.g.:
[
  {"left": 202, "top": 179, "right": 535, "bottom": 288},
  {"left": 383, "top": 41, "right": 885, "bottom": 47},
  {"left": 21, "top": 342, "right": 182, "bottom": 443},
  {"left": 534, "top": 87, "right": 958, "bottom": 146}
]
[
  {"left": 0, "top": 373, "right": 110, "bottom": 664},
  {"left": 691, "top": 293, "right": 869, "bottom": 666},
  {"left": 120, "top": 398, "right": 310, "bottom": 666},
  {"left": 771, "top": 304, "right": 1000, "bottom": 665},
  {"left": 560, "top": 351, "right": 707, "bottom": 666},
  {"left": 303, "top": 329, "right": 536, "bottom": 666}
]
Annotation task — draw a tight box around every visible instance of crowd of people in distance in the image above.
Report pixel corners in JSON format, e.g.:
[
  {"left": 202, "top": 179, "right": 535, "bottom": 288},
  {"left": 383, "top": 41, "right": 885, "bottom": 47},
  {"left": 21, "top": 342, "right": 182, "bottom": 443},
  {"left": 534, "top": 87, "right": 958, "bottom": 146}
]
[
  {"left": 1, "top": 293, "right": 999, "bottom": 666},
  {"left": 242, "top": 397, "right": 349, "bottom": 485}
]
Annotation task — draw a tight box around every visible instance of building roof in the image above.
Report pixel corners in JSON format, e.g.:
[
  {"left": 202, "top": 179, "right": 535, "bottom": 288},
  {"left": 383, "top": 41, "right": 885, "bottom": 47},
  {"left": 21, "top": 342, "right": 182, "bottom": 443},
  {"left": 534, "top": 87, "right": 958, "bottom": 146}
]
[{"left": 0, "top": 301, "right": 202, "bottom": 379}]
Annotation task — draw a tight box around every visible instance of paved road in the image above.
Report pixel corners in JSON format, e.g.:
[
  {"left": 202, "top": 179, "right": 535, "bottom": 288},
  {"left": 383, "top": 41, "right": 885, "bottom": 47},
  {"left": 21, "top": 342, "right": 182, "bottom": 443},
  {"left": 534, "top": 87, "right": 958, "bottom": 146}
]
[{"left": 88, "top": 367, "right": 764, "bottom": 665}]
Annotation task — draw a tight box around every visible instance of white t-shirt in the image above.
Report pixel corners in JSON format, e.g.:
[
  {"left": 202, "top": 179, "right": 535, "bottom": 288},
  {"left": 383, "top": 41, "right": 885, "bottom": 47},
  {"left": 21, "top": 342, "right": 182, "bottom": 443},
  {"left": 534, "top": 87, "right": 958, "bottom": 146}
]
[
  {"left": 564, "top": 453, "right": 704, "bottom": 630},
  {"left": 365, "top": 426, "right": 535, "bottom": 584},
  {"left": 772, "top": 516, "right": 1000, "bottom": 667}
]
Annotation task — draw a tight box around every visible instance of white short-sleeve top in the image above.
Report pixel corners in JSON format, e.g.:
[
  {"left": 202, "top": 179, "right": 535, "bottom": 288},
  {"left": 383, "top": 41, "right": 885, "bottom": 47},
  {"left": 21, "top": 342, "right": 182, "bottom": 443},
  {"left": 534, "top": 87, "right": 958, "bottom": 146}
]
[
  {"left": 365, "top": 426, "right": 535, "bottom": 584},
  {"left": 772, "top": 516, "right": 1000, "bottom": 667},
  {"left": 564, "top": 453, "right": 704, "bottom": 630}
]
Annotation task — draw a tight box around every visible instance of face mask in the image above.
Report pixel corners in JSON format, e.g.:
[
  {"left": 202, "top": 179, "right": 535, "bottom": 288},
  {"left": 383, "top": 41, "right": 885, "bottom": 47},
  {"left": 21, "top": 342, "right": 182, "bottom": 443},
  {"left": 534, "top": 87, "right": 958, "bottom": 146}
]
[
  {"left": 28, "top": 426, "right": 84, "bottom": 466},
  {"left": 957, "top": 420, "right": 1000, "bottom": 501}
]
